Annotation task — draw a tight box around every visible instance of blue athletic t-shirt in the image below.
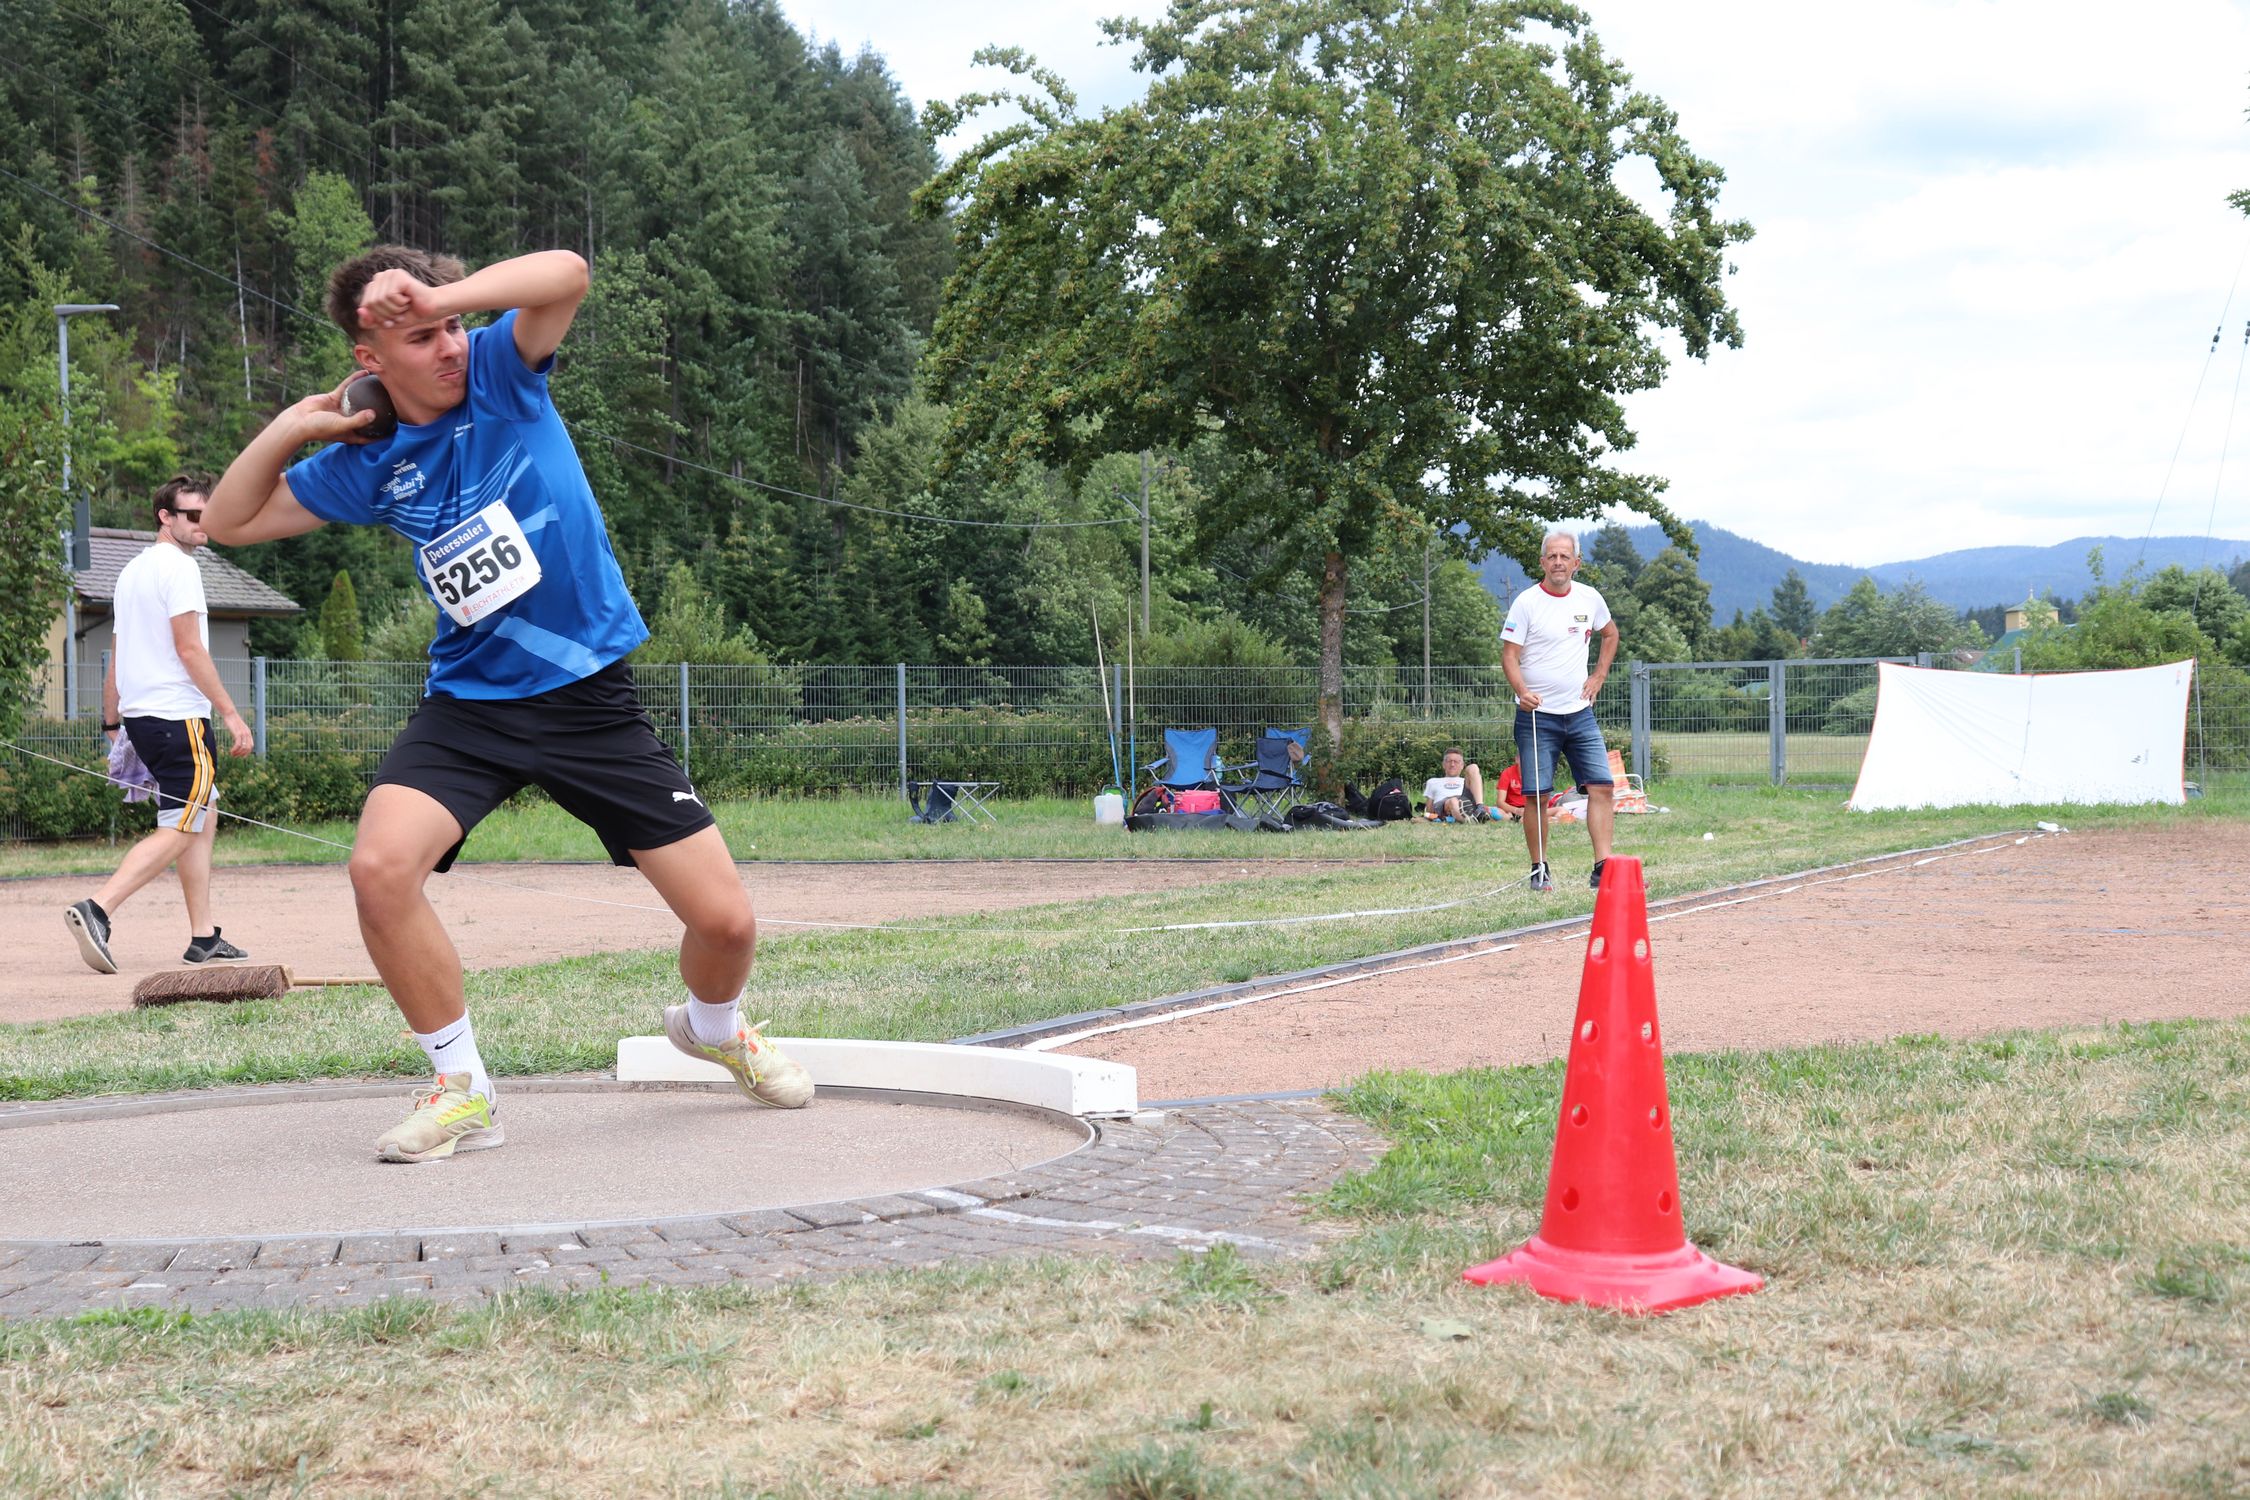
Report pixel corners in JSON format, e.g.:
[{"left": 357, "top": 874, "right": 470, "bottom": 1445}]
[{"left": 284, "top": 311, "right": 647, "bottom": 699}]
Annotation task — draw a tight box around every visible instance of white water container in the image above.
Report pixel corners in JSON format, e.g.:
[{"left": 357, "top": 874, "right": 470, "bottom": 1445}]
[{"left": 1094, "top": 790, "right": 1126, "bottom": 826}]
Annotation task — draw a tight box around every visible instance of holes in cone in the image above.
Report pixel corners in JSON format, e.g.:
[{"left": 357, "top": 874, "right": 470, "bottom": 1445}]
[
  {"left": 1633, "top": 938, "right": 1649, "bottom": 960},
  {"left": 1589, "top": 936, "right": 1607, "bottom": 959},
  {"left": 1640, "top": 1021, "right": 1655, "bottom": 1043},
  {"left": 1657, "top": 1189, "right": 1675, "bottom": 1215},
  {"left": 1579, "top": 1020, "right": 1599, "bottom": 1043},
  {"left": 1569, "top": 1104, "right": 1588, "bottom": 1127},
  {"left": 1649, "top": 1106, "right": 1664, "bottom": 1129},
  {"left": 1560, "top": 1186, "right": 1580, "bottom": 1211}
]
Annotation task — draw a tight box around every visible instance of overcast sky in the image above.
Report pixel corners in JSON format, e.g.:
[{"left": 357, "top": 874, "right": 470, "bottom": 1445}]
[{"left": 781, "top": 0, "right": 2250, "bottom": 567}]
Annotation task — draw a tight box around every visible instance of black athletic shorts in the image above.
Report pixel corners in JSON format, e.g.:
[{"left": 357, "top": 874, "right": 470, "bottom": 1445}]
[
  {"left": 373, "top": 661, "right": 713, "bottom": 871},
  {"left": 122, "top": 714, "right": 217, "bottom": 832}
]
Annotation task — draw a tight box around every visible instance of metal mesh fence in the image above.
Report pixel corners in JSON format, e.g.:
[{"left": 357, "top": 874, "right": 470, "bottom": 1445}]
[
  {"left": 1625, "top": 656, "right": 1907, "bottom": 784},
  {"left": 259, "top": 657, "right": 431, "bottom": 758},
  {"left": 11, "top": 652, "right": 2250, "bottom": 840}
]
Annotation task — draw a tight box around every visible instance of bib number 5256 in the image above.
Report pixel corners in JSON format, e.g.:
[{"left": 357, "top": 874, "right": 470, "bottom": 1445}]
[{"left": 418, "top": 502, "right": 541, "bottom": 626}]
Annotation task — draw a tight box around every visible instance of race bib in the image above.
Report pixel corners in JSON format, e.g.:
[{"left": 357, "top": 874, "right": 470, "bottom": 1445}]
[{"left": 418, "top": 501, "right": 542, "bottom": 627}]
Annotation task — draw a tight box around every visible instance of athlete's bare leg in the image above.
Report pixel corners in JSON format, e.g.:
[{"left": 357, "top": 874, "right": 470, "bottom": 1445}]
[
  {"left": 632, "top": 826, "right": 756, "bottom": 1000},
  {"left": 348, "top": 784, "right": 469, "bottom": 1033}
]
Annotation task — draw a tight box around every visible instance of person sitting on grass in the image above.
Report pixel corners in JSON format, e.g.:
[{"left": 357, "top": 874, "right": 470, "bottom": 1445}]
[{"left": 1422, "top": 747, "right": 1497, "bottom": 822}]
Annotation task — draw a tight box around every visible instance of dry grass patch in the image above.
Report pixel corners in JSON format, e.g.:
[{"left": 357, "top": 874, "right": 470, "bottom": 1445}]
[{"left": 5, "top": 1020, "right": 2248, "bottom": 1496}]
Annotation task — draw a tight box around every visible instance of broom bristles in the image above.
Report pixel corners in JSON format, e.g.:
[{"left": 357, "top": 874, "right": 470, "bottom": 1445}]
[{"left": 131, "top": 964, "right": 294, "bottom": 1007}]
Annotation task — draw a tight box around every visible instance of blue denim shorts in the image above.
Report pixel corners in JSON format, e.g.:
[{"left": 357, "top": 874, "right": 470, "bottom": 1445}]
[{"left": 1513, "top": 707, "right": 1613, "bottom": 796}]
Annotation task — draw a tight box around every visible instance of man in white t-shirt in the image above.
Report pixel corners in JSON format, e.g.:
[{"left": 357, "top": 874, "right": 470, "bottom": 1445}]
[
  {"left": 1500, "top": 530, "right": 1620, "bottom": 892},
  {"left": 1421, "top": 747, "right": 1494, "bottom": 822},
  {"left": 63, "top": 476, "right": 255, "bottom": 975}
]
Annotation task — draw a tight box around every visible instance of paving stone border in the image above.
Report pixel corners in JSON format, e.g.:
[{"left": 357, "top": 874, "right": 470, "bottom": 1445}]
[{"left": 0, "top": 1094, "right": 1385, "bottom": 1320}]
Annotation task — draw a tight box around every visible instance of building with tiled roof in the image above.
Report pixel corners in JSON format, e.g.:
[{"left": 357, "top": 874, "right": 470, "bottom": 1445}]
[
  {"left": 1967, "top": 593, "right": 2067, "bottom": 672},
  {"left": 37, "top": 530, "right": 302, "bottom": 718}
]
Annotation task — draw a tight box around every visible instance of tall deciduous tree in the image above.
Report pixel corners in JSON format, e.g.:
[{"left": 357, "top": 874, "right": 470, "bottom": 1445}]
[
  {"left": 1811, "top": 578, "right": 1984, "bottom": 659},
  {"left": 919, "top": 0, "right": 1747, "bottom": 744}
]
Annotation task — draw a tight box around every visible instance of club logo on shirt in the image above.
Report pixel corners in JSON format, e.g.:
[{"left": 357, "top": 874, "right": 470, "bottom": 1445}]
[{"left": 383, "top": 460, "right": 428, "bottom": 503}]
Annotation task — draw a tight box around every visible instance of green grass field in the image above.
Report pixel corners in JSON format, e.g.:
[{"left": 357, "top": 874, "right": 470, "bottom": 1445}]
[
  {"left": 5, "top": 1019, "right": 2244, "bottom": 1496},
  {"left": 5, "top": 791, "right": 2245, "bottom": 1497},
  {"left": 6, "top": 787, "right": 2241, "bottom": 1102},
  {"left": 1650, "top": 728, "right": 1870, "bottom": 780}
]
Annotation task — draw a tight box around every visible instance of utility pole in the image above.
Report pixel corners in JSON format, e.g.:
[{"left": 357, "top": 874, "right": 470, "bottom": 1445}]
[
  {"left": 56, "top": 303, "right": 119, "bottom": 722},
  {"left": 1422, "top": 532, "right": 1433, "bottom": 718},
  {"left": 1139, "top": 451, "right": 1151, "bottom": 630}
]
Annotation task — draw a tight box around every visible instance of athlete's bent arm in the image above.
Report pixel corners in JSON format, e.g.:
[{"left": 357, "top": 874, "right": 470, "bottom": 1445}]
[
  {"left": 358, "top": 250, "right": 589, "bottom": 369},
  {"left": 206, "top": 380, "right": 369, "bottom": 545}
]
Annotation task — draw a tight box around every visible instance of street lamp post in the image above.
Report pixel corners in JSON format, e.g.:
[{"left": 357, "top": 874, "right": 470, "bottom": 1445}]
[{"left": 56, "top": 303, "right": 119, "bottom": 721}]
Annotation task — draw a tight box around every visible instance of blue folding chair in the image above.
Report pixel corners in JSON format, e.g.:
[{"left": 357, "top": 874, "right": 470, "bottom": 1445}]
[
  {"left": 1141, "top": 727, "right": 1227, "bottom": 809},
  {"left": 1224, "top": 728, "right": 1308, "bottom": 819}
]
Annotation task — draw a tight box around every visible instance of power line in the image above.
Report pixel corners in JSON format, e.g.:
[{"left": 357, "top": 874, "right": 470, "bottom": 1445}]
[
  {"left": 12, "top": 57, "right": 906, "bottom": 434},
  {"left": 5, "top": 167, "right": 1134, "bottom": 534},
  {"left": 2135, "top": 224, "right": 2250, "bottom": 570},
  {"left": 46, "top": 0, "right": 586, "bottom": 241},
  {"left": 48, "top": 0, "right": 381, "bottom": 184},
  {"left": 0, "top": 163, "right": 322, "bottom": 324},
  {"left": 600, "top": 433, "right": 1134, "bottom": 530},
  {"left": 27, "top": 13, "right": 926, "bottom": 429},
  {"left": 166, "top": 0, "right": 591, "bottom": 235}
]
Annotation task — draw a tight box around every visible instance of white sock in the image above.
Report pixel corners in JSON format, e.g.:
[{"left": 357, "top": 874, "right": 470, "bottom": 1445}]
[
  {"left": 413, "top": 1015, "right": 492, "bottom": 1102},
  {"left": 688, "top": 992, "right": 742, "bottom": 1046}
]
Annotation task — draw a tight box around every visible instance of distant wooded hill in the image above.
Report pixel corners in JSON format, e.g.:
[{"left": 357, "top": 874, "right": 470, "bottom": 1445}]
[{"left": 1474, "top": 522, "right": 2250, "bottom": 622}]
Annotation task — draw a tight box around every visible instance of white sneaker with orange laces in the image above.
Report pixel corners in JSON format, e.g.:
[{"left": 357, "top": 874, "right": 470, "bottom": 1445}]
[
  {"left": 375, "top": 1073, "right": 504, "bottom": 1163},
  {"left": 661, "top": 1007, "right": 814, "bottom": 1109}
]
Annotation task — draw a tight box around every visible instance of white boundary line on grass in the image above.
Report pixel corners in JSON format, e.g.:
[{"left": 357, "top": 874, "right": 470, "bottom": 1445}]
[
  {"left": 1020, "top": 832, "right": 2053, "bottom": 1052},
  {"left": 1018, "top": 941, "right": 1525, "bottom": 1051},
  {"left": 3, "top": 740, "right": 1528, "bottom": 936}
]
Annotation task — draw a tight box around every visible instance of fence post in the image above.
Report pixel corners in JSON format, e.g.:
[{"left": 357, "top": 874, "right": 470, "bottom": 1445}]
[
  {"left": 1629, "top": 663, "right": 1650, "bottom": 782},
  {"left": 678, "top": 662, "right": 691, "bottom": 769},
  {"left": 251, "top": 656, "right": 267, "bottom": 758},
  {"left": 2013, "top": 646, "right": 2022, "bottom": 674},
  {"left": 1916, "top": 651, "right": 1933, "bottom": 669},
  {"left": 1768, "top": 660, "right": 1786, "bottom": 786},
  {"left": 897, "top": 663, "right": 909, "bottom": 804}
]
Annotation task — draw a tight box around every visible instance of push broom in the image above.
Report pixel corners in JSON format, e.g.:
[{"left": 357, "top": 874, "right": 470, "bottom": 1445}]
[{"left": 132, "top": 966, "right": 383, "bottom": 1008}]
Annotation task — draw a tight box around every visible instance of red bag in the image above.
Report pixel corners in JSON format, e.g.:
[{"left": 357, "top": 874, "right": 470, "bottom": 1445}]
[{"left": 1173, "top": 789, "right": 1222, "bottom": 813}]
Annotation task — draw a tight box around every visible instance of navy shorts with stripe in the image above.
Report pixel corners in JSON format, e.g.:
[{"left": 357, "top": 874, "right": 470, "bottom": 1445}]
[
  {"left": 123, "top": 715, "right": 217, "bottom": 832},
  {"left": 373, "top": 662, "right": 714, "bottom": 872}
]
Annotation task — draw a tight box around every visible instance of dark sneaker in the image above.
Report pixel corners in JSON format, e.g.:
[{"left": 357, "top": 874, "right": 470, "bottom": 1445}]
[
  {"left": 183, "top": 928, "right": 250, "bottom": 964},
  {"left": 1588, "top": 859, "right": 1609, "bottom": 891},
  {"left": 1529, "top": 863, "right": 1555, "bottom": 894},
  {"left": 64, "top": 899, "right": 117, "bottom": 975}
]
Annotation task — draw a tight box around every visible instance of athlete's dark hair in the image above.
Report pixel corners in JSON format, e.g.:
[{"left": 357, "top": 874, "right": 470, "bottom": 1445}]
[
  {"left": 153, "top": 473, "right": 212, "bottom": 524},
  {"left": 327, "top": 245, "right": 468, "bottom": 342}
]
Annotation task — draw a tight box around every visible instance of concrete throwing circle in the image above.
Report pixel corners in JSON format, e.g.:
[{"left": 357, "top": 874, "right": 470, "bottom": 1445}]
[{"left": 0, "top": 1081, "right": 1091, "bottom": 1243}]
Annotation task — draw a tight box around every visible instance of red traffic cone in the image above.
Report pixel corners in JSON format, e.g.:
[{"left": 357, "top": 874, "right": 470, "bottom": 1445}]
[{"left": 1463, "top": 856, "right": 1762, "bottom": 1313}]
